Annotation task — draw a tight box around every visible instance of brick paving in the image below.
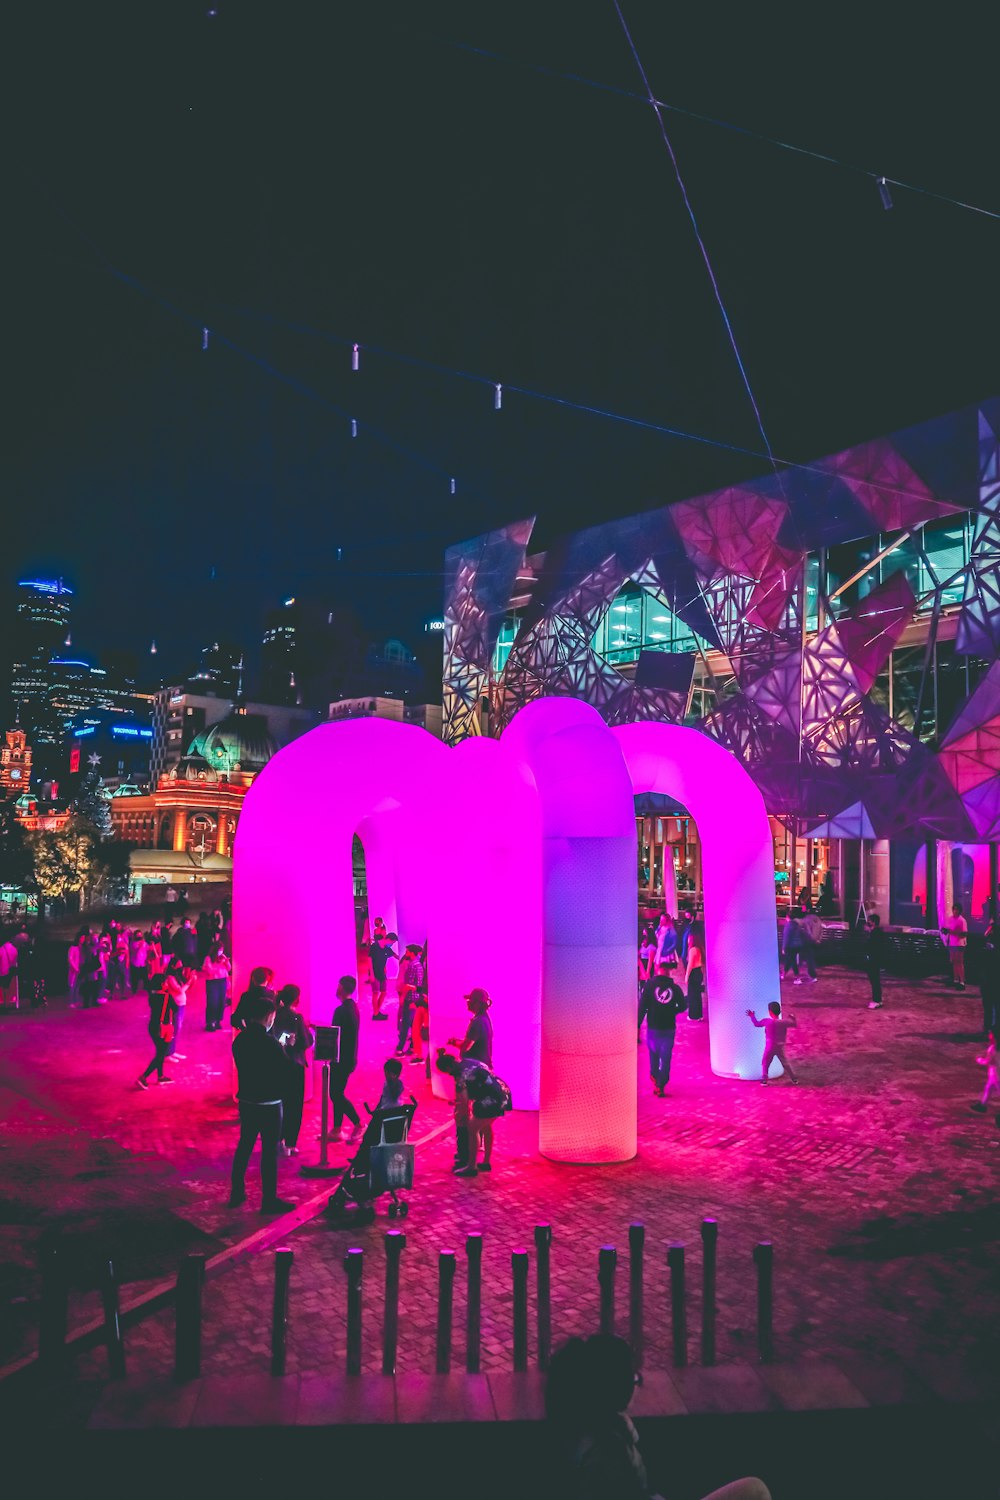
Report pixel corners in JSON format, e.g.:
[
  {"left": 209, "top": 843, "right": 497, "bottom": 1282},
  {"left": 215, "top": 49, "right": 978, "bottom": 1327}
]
[{"left": 1, "top": 963, "right": 998, "bottom": 1394}]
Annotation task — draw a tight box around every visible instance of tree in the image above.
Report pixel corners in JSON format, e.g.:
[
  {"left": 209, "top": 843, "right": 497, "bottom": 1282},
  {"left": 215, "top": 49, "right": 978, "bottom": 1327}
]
[
  {"left": 92, "top": 838, "right": 133, "bottom": 905},
  {"left": 0, "top": 799, "right": 34, "bottom": 890},
  {"left": 75, "top": 765, "right": 112, "bottom": 838},
  {"left": 28, "top": 818, "right": 98, "bottom": 911}
]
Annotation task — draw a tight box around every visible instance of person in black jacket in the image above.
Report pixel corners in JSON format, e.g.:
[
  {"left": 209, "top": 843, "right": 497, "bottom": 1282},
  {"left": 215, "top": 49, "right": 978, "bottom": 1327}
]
[
  {"left": 229, "top": 992, "right": 294, "bottom": 1212},
  {"left": 136, "top": 968, "right": 177, "bottom": 1089},
  {"left": 330, "top": 976, "right": 362, "bottom": 1141},
  {"left": 274, "top": 983, "right": 313, "bottom": 1155},
  {"left": 638, "top": 963, "right": 688, "bottom": 1096},
  {"left": 864, "top": 914, "right": 887, "bottom": 1009},
  {"left": 231, "top": 966, "right": 276, "bottom": 1029}
]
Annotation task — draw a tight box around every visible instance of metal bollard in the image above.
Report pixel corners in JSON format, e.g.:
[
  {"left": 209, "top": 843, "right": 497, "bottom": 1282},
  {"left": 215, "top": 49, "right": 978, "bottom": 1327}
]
[
  {"left": 466, "top": 1232, "right": 483, "bottom": 1374},
  {"left": 512, "top": 1249, "right": 529, "bottom": 1372},
  {"left": 700, "top": 1218, "right": 718, "bottom": 1366},
  {"left": 598, "top": 1246, "right": 617, "bottom": 1337},
  {"left": 628, "top": 1223, "right": 645, "bottom": 1371},
  {"left": 382, "top": 1231, "right": 406, "bottom": 1376},
  {"left": 534, "top": 1224, "right": 553, "bottom": 1371},
  {"left": 753, "top": 1242, "right": 774, "bottom": 1363},
  {"left": 667, "top": 1243, "right": 687, "bottom": 1368},
  {"left": 174, "top": 1253, "right": 206, "bottom": 1382},
  {"left": 101, "top": 1257, "right": 126, "bottom": 1380},
  {"left": 270, "top": 1247, "right": 294, "bottom": 1377},
  {"left": 343, "top": 1248, "right": 364, "bottom": 1376},
  {"left": 436, "top": 1250, "right": 457, "bottom": 1373},
  {"left": 300, "top": 1062, "right": 341, "bottom": 1177},
  {"left": 38, "top": 1242, "right": 69, "bottom": 1375}
]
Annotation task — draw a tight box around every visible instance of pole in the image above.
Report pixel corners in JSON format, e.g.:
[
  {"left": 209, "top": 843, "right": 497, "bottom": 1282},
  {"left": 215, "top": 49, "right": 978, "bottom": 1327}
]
[
  {"left": 466, "top": 1232, "right": 483, "bottom": 1374},
  {"left": 174, "top": 1253, "right": 205, "bottom": 1382},
  {"left": 667, "top": 1242, "right": 687, "bottom": 1367},
  {"left": 754, "top": 1242, "right": 774, "bottom": 1364},
  {"left": 512, "top": 1249, "right": 529, "bottom": 1372},
  {"left": 382, "top": 1230, "right": 406, "bottom": 1376},
  {"left": 628, "top": 1223, "right": 645, "bottom": 1371},
  {"left": 700, "top": 1219, "right": 717, "bottom": 1366},
  {"left": 38, "top": 1242, "right": 68, "bottom": 1375},
  {"left": 343, "top": 1248, "right": 364, "bottom": 1376},
  {"left": 598, "top": 1246, "right": 617, "bottom": 1337},
  {"left": 534, "top": 1224, "right": 553, "bottom": 1371},
  {"left": 270, "top": 1247, "right": 293, "bottom": 1377},
  {"left": 436, "top": 1250, "right": 456, "bottom": 1374},
  {"left": 300, "top": 1062, "right": 341, "bottom": 1177},
  {"left": 101, "top": 1257, "right": 126, "bottom": 1380}
]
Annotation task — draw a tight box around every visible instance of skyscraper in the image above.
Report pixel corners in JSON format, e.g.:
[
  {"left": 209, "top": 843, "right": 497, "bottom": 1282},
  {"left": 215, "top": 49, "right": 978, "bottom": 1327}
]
[{"left": 11, "top": 578, "right": 73, "bottom": 748}]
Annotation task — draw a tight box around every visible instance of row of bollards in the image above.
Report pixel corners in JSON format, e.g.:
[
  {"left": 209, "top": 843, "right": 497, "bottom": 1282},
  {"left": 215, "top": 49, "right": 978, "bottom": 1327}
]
[{"left": 34, "top": 1219, "right": 774, "bottom": 1383}]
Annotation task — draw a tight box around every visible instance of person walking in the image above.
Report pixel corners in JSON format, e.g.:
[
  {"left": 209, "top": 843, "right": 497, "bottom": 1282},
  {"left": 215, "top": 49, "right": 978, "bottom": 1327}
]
[
  {"left": 747, "top": 1001, "right": 798, "bottom": 1084},
  {"left": 229, "top": 991, "right": 294, "bottom": 1212},
  {"left": 781, "top": 909, "right": 805, "bottom": 981},
  {"left": 330, "top": 976, "right": 362, "bottom": 1141},
  {"left": 274, "top": 983, "right": 313, "bottom": 1155},
  {"left": 980, "top": 918, "right": 1000, "bottom": 1038},
  {"left": 449, "top": 988, "right": 494, "bottom": 1064},
  {"left": 970, "top": 1032, "right": 998, "bottom": 1115},
  {"left": 136, "top": 966, "right": 177, "bottom": 1089},
  {"left": 941, "top": 903, "right": 968, "bottom": 989},
  {"left": 638, "top": 962, "right": 687, "bottom": 1095},
  {"left": 684, "top": 927, "right": 706, "bottom": 1020},
  {"left": 799, "top": 909, "right": 822, "bottom": 983},
  {"left": 864, "top": 914, "right": 886, "bottom": 1009},
  {"left": 202, "top": 941, "right": 231, "bottom": 1030}
]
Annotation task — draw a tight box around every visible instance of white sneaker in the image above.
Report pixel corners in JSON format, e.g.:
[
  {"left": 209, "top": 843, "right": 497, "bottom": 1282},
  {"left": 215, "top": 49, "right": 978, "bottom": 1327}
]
[{"left": 793, "top": 978, "right": 802, "bottom": 985}]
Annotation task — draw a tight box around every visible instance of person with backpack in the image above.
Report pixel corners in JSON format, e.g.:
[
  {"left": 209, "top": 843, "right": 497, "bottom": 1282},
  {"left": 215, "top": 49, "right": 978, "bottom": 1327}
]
[
  {"left": 436, "top": 1050, "right": 511, "bottom": 1176},
  {"left": 638, "top": 961, "right": 687, "bottom": 1095}
]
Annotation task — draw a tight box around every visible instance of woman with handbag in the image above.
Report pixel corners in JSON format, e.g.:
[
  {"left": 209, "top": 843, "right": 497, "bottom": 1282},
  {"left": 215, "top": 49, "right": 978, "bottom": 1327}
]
[{"left": 136, "top": 967, "right": 177, "bottom": 1088}]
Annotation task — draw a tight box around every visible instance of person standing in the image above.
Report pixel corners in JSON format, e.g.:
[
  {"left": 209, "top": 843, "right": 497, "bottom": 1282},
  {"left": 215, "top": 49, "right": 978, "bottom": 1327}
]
[
  {"left": 970, "top": 1032, "right": 998, "bottom": 1115},
  {"left": 0, "top": 933, "right": 19, "bottom": 1009},
  {"left": 229, "top": 992, "right": 294, "bottom": 1212},
  {"left": 172, "top": 917, "right": 198, "bottom": 968},
  {"left": 638, "top": 962, "right": 687, "bottom": 1095},
  {"left": 941, "top": 903, "right": 968, "bottom": 989},
  {"left": 654, "top": 914, "right": 678, "bottom": 970},
  {"left": 684, "top": 928, "right": 706, "bottom": 1021},
  {"left": 980, "top": 918, "right": 1000, "bottom": 1038},
  {"left": 437, "top": 1051, "right": 510, "bottom": 1176},
  {"left": 129, "top": 929, "right": 149, "bottom": 996},
  {"left": 781, "top": 909, "right": 805, "bottom": 982},
  {"left": 449, "top": 988, "right": 494, "bottom": 1064},
  {"left": 394, "top": 944, "right": 422, "bottom": 1055},
  {"left": 368, "top": 930, "right": 397, "bottom": 1020},
  {"left": 67, "top": 932, "right": 82, "bottom": 1003},
  {"left": 274, "top": 983, "right": 313, "bottom": 1155},
  {"left": 232, "top": 966, "right": 276, "bottom": 1030},
  {"left": 330, "top": 976, "right": 362, "bottom": 1141},
  {"left": 78, "top": 935, "right": 104, "bottom": 1009},
  {"left": 136, "top": 966, "right": 176, "bottom": 1089},
  {"left": 748, "top": 1001, "right": 798, "bottom": 1084},
  {"left": 202, "top": 941, "right": 231, "bottom": 1030},
  {"left": 864, "top": 914, "right": 886, "bottom": 1010},
  {"left": 164, "top": 960, "right": 192, "bottom": 1057}
]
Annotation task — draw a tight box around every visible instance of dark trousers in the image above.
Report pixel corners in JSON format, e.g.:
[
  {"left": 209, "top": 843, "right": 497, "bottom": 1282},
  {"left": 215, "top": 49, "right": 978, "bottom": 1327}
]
[
  {"left": 140, "top": 1034, "right": 170, "bottom": 1081},
  {"left": 80, "top": 978, "right": 100, "bottom": 1008},
  {"left": 231, "top": 1101, "right": 283, "bottom": 1202},
  {"left": 329, "top": 1063, "right": 360, "bottom": 1131},
  {"left": 282, "top": 1066, "right": 306, "bottom": 1148},
  {"left": 646, "top": 1029, "right": 676, "bottom": 1088},
  {"left": 205, "top": 978, "right": 227, "bottom": 1029},
  {"left": 454, "top": 1124, "right": 470, "bottom": 1168},
  {"left": 397, "top": 996, "right": 414, "bottom": 1051},
  {"left": 107, "top": 958, "right": 129, "bottom": 997},
  {"left": 867, "top": 966, "right": 882, "bottom": 1006},
  {"left": 687, "top": 968, "right": 705, "bottom": 1020},
  {"left": 981, "top": 984, "right": 999, "bottom": 1036}
]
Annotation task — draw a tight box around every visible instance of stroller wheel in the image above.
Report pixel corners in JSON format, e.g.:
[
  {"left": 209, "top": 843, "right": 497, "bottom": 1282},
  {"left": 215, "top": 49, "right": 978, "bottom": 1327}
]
[{"left": 399, "top": 1201, "right": 409, "bottom": 1218}]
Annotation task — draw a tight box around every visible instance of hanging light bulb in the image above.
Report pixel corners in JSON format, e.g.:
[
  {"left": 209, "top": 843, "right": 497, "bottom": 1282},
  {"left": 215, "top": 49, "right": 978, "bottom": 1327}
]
[
  {"left": 352, "top": 343, "right": 360, "bottom": 371},
  {"left": 202, "top": 327, "right": 210, "bottom": 350},
  {"left": 450, "top": 477, "right": 456, "bottom": 495},
  {"left": 494, "top": 383, "right": 503, "bottom": 410},
  {"left": 336, "top": 547, "right": 343, "bottom": 562},
  {"left": 351, "top": 418, "right": 358, "bottom": 438},
  {"left": 64, "top": 632, "right": 72, "bottom": 647},
  {"left": 150, "top": 639, "right": 158, "bottom": 655},
  {"left": 877, "top": 176, "right": 893, "bottom": 211}
]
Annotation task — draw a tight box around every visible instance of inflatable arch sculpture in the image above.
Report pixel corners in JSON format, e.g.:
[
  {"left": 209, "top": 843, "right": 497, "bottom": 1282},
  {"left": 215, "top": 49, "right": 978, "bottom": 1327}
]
[{"left": 234, "top": 698, "right": 779, "bottom": 1163}]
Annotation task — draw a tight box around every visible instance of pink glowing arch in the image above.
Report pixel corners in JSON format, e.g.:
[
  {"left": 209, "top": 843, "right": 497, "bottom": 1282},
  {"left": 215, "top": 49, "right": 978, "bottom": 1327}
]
[{"left": 612, "top": 722, "right": 780, "bottom": 1079}]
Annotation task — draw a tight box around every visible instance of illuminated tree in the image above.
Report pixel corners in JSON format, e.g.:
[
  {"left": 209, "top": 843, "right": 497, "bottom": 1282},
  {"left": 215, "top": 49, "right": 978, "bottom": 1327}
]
[
  {"left": 28, "top": 819, "right": 97, "bottom": 911},
  {"left": 75, "top": 764, "right": 113, "bottom": 838}
]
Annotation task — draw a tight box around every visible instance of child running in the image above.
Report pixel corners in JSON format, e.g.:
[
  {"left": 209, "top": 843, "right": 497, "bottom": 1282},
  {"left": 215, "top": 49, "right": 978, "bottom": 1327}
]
[
  {"left": 970, "top": 1033, "right": 998, "bottom": 1114},
  {"left": 747, "top": 1000, "right": 798, "bottom": 1084}
]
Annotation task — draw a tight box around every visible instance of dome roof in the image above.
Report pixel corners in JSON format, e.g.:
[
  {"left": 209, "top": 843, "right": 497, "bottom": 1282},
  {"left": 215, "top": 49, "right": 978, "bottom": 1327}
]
[
  {"left": 167, "top": 752, "right": 219, "bottom": 784},
  {"left": 187, "top": 708, "right": 277, "bottom": 776}
]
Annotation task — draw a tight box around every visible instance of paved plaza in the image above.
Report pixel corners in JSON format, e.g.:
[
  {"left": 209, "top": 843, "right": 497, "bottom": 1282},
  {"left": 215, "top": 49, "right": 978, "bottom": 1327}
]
[{"left": 1, "top": 961, "right": 998, "bottom": 1399}]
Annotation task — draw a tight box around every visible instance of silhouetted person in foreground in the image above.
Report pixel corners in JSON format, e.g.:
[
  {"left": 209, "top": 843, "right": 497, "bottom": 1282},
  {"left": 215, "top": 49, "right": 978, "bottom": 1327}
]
[{"left": 229, "top": 991, "right": 294, "bottom": 1213}]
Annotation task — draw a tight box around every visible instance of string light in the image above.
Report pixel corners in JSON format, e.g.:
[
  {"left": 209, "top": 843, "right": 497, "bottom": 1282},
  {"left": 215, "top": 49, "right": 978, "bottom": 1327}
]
[
  {"left": 494, "top": 382, "right": 503, "bottom": 410},
  {"left": 351, "top": 417, "right": 358, "bottom": 438},
  {"left": 202, "top": 327, "right": 209, "bottom": 351},
  {"left": 877, "top": 176, "right": 894, "bottom": 211},
  {"left": 352, "top": 343, "right": 360, "bottom": 371},
  {"left": 450, "top": 477, "right": 456, "bottom": 495}
]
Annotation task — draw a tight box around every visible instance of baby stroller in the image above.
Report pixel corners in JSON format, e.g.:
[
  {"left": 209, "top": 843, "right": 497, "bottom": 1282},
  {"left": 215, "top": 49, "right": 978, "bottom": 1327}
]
[{"left": 323, "top": 1095, "right": 418, "bottom": 1226}]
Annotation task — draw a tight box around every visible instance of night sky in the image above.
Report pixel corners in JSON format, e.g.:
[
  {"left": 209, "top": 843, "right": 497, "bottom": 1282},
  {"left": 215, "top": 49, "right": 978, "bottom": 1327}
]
[{"left": 8, "top": 2, "right": 998, "bottom": 685}]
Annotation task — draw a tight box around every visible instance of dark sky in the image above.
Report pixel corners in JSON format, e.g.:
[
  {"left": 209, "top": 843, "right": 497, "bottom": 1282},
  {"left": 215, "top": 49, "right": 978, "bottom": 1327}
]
[{"left": 8, "top": 2, "right": 998, "bottom": 684}]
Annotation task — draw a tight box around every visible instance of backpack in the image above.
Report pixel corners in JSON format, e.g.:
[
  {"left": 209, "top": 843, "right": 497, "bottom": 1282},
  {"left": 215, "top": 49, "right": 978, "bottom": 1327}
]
[{"left": 472, "top": 1072, "right": 513, "bottom": 1119}]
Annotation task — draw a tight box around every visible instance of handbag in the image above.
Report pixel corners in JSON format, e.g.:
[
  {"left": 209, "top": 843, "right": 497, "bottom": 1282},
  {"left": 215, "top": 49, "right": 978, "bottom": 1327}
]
[{"left": 158, "top": 996, "right": 174, "bottom": 1043}]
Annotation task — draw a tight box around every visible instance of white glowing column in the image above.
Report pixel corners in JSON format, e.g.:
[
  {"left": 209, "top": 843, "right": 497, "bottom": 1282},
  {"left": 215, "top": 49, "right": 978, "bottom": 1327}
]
[
  {"left": 613, "top": 722, "right": 779, "bottom": 1079},
  {"left": 504, "top": 699, "right": 637, "bottom": 1162},
  {"left": 424, "top": 736, "right": 542, "bottom": 1108}
]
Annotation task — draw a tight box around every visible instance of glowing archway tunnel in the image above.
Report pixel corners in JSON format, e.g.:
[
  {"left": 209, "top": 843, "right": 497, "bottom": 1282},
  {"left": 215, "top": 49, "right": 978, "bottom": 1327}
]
[{"left": 235, "top": 699, "right": 779, "bottom": 1163}]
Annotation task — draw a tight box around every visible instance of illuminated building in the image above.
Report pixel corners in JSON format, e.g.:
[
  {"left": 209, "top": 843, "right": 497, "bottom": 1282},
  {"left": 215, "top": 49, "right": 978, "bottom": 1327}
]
[
  {"left": 150, "top": 689, "right": 316, "bottom": 784},
  {"left": 11, "top": 578, "right": 73, "bottom": 748},
  {"left": 0, "top": 726, "right": 32, "bottom": 796}
]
